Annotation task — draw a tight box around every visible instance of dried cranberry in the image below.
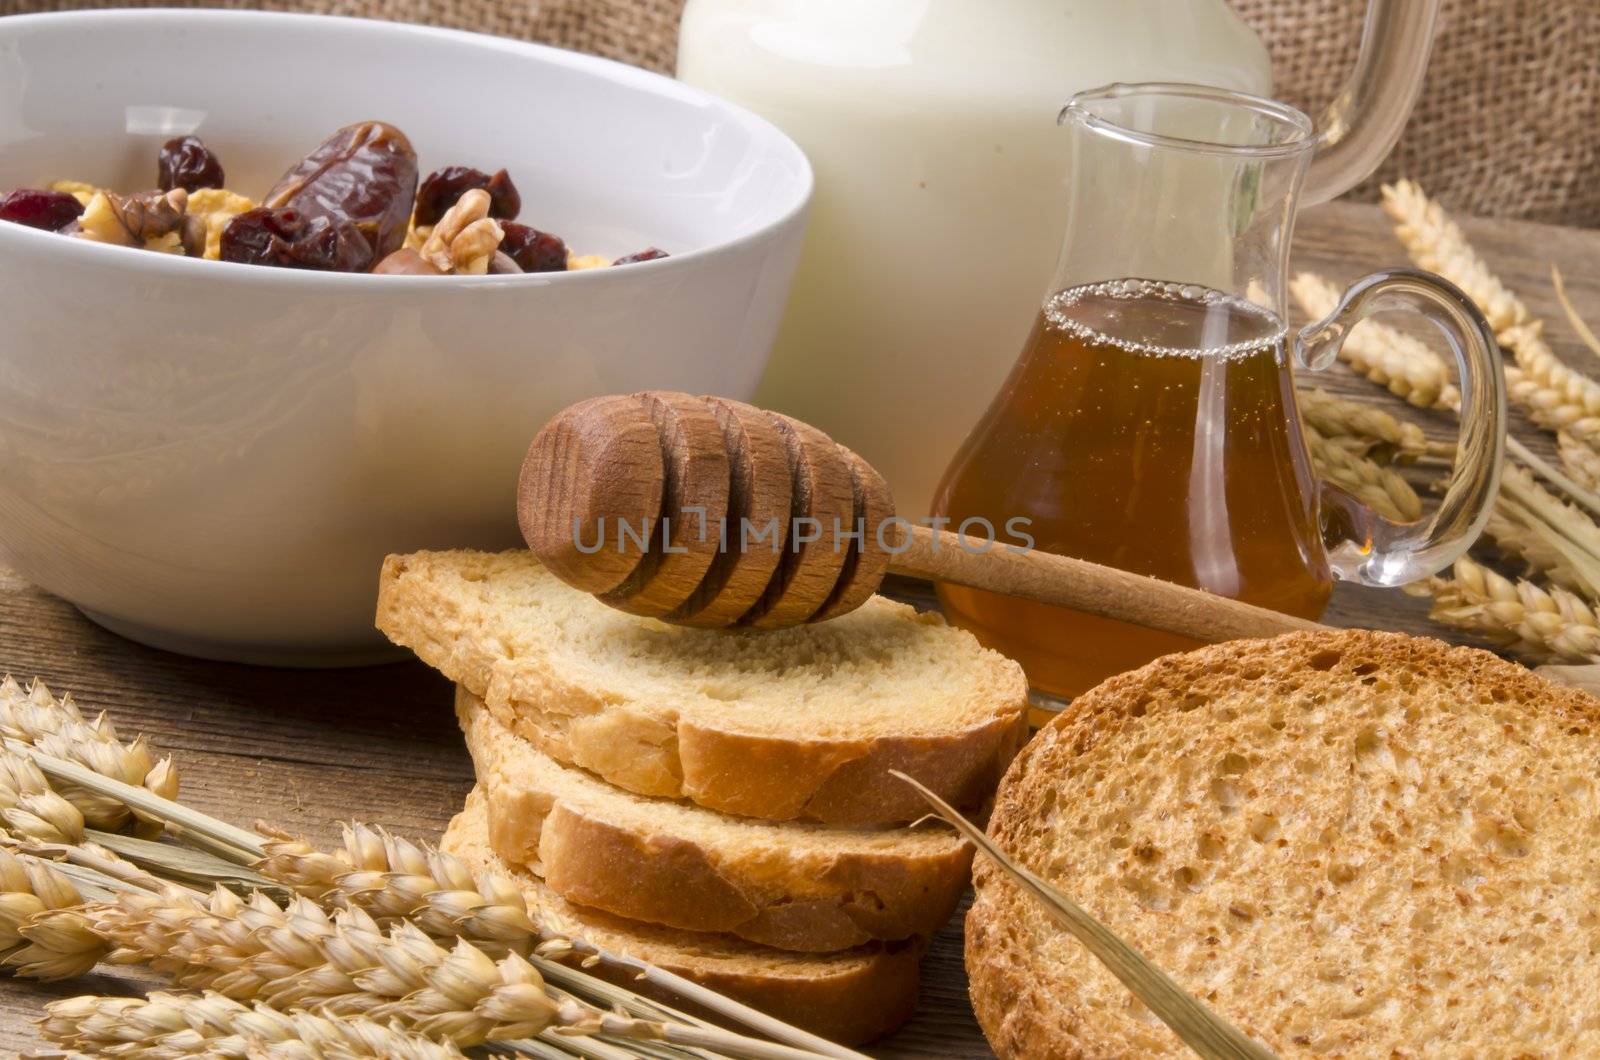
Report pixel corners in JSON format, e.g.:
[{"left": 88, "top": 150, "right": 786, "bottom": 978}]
[
  {"left": 158, "top": 135, "right": 226, "bottom": 193},
  {"left": 414, "top": 166, "right": 520, "bottom": 226},
  {"left": 500, "top": 222, "right": 567, "bottom": 273},
  {"left": 0, "top": 189, "right": 84, "bottom": 232},
  {"left": 614, "top": 247, "right": 669, "bottom": 265},
  {"left": 219, "top": 207, "right": 374, "bottom": 272}
]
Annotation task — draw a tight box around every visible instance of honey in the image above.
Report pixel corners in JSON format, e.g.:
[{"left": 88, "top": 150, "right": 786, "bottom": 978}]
[{"left": 933, "top": 279, "right": 1333, "bottom": 701}]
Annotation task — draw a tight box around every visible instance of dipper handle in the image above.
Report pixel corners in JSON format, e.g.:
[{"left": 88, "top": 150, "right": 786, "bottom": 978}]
[
  {"left": 890, "top": 524, "right": 1325, "bottom": 644},
  {"left": 518, "top": 391, "right": 1330, "bottom": 641}
]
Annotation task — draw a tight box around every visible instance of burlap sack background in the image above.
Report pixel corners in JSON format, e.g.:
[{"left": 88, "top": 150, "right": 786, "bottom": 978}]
[
  {"left": 1234, "top": 0, "right": 1600, "bottom": 227},
  {"left": 0, "top": 0, "right": 689, "bottom": 73},
  {"left": 4, "top": 0, "right": 1595, "bottom": 226}
]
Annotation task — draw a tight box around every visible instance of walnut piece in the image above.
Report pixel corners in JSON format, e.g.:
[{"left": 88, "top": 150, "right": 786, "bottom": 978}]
[
  {"left": 185, "top": 188, "right": 254, "bottom": 260},
  {"left": 419, "top": 188, "right": 504, "bottom": 275},
  {"left": 403, "top": 222, "right": 431, "bottom": 251},
  {"left": 48, "top": 179, "right": 100, "bottom": 207},
  {"left": 75, "top": 188, "right": 189, "bottom": 249}
]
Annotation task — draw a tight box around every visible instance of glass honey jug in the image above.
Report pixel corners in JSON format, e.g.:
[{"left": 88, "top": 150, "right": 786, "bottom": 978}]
[{"left": 933, "top": 83, "right": 1506, "bottom": 702}]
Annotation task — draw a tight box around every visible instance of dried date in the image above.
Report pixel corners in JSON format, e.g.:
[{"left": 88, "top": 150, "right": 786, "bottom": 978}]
[
  {"left": 219, "top": 207, "right": 373, "bottom": 272},
  {"left": 158, "top": 135, "right": 226, "bottom": 192},
  {"left": 0, "top": 189, "right": 84, "bottom": 231},
  {"left": 499, "top": 222, "right": 566, "bottom": 273},
  {"left": 263, "top": 122, "right": 418, "bottom": 267},
  {"left": 373, "top": 247, "right": 444, "bottom": 276},
  {"left": 414, "top": 166, "right": 520, "bottom": 226},
  {"left": 614, "top": 247, "right": 669, "bottom": 265},
  {"left": 488, "top": 250, "right": 522, "bottom": 274}
]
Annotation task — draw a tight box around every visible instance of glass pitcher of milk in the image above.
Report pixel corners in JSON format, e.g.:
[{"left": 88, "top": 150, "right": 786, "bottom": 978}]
[{"left": 678, "top": 0, "right": 1439, "bottom": 515}]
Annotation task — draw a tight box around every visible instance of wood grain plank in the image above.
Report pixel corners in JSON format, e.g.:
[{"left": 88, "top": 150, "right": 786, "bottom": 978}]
[{"left": 0, "top": 201, "right": 1596, "bottom": 1058}]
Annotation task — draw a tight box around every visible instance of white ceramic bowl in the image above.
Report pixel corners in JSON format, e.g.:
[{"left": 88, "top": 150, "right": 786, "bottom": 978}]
[{"left": 0, "top": 10, "right": 811, "bottom": 665}]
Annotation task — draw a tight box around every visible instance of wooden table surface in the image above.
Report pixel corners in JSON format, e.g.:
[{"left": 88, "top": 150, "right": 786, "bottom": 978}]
[{"left": 0, "top": 201, "right": 1596, "bottom": 1057}]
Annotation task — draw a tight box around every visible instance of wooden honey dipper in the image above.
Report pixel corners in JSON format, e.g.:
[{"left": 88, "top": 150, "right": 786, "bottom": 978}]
[{"left": 518, "top": 391, "right": 1329, "bottom": 641}]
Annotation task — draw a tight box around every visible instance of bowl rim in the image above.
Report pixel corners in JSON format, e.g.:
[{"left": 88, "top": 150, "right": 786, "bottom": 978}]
[{"left": 0, "top": 8, "right": 814, "bottom": 289}]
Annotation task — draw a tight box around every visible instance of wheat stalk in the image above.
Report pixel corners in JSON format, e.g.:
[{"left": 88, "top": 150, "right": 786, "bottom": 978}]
[
  {"left": 1413, "top": 557, "right": 1600, "bottom": 663},
  {"left": 40, "top": 990, "right": 480, "bottom": 1059},
  {"left": 1296, "top": 387, "right": 1436, "bottom": 462},
  {"left": 1551, "top": 265, "right": 1600, "bottom": 362},
  {"left": 0, "top": 676, "right": 177, "bottom": 833},
  {"left": 1305, "top": 426, "right": 1422, "bottom": 522},
  {"left": 891, "top": 772, "right": 1277, "bottom": 1060},
  {"left": 1507, "top": 437, "right": 1600, "bottom": 521},
  {"left": 1290, "top": 272, "right": 1458, "bottom": 410}
]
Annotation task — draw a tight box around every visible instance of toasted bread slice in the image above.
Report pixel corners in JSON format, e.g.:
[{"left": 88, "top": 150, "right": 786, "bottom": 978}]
[
  {"left": 443, "top": 788, "right": 922, "bottom": 1045},
  {"left": 458, "top": 686, "right": 971, "bottom": 953},
  {"left": 379, "top": 550, "right": 1028, "bottom": 825},
  {"left": 968, "top": 630, "right": 1600, "bottom": 1058}
]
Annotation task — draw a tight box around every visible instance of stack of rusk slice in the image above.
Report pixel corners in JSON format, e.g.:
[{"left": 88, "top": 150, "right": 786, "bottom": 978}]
[{"left": 377, "top": 549, "right": 1030, "bottom": 1044}]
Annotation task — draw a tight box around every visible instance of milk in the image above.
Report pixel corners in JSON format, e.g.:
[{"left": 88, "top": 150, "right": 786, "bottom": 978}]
[{"left": 678, "top": 0, "right": 1273, "bottom": 514}]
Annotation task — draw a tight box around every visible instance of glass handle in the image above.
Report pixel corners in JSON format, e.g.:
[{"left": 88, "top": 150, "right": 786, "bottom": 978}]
[
  {"left": 1295, "top": 267, "right": 1505, "bottom": 586},
  {"left": 1301, "top": 0, "right": 1441, "bottom": 206}
]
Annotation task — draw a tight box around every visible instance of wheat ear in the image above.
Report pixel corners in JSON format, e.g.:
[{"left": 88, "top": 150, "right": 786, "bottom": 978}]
[
  {"left": 0, "top": 753, "right": 85, "bottom": 845},
  {"left": 1382, "top": 181, "right": 1600, "bottom": 448},
  {"left": 0, "top": 847, "right": 108, "bottom": 979},
  {"left": 87, "top": 885, "right": 589, "bottom": 1045},
  {"left": 1497, "top": 462, "right": 1600, "bottom": 581},
  {"left": 256, "top": 822, "right": 540, "bottom": 955},
  {"left": 1289, "top": 272, "right": 1458, "bottom": 410},
  {"left": 1293, "top": 262, "right": 1600, "bottom": 521},
  {"left": 1463, "top": 462, "right": 1600, "bottom": 602},
  {"left": 1558, "top": 432, "right": 1600, "bottom": 492},
  {"left": 0, "top": 675, "right": 177, "bottom": 833},
  {"left": 1504, "top": 360, "right": 1600, "bottom": 447},
  {"left": 89, "top": 885, "right": 828, "bottom": 1060},
  {"left": 256, "top": 824, "right": 862, "bottom": 1059},
  {"left": 40, "top": 990, "right": 478, "bottom": 1059},
  {"left": 1305, "top": 426, "right": 1421, "bottom": 522},
  {"left": 1381, "top": 180, "right": 1532, "bottom": 339},
  {"left": 3, "top": 714, "right": 861, "bottom": 1060},
  {"left": 1482, "top": 509, "right": 1583, "bottom": 592},
  {"left": 1412, "top": 557, "right": 1600, "bottom": 663},
  {"left": 1296, "top": 387, "right": 1436, "bottom": 462}
]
